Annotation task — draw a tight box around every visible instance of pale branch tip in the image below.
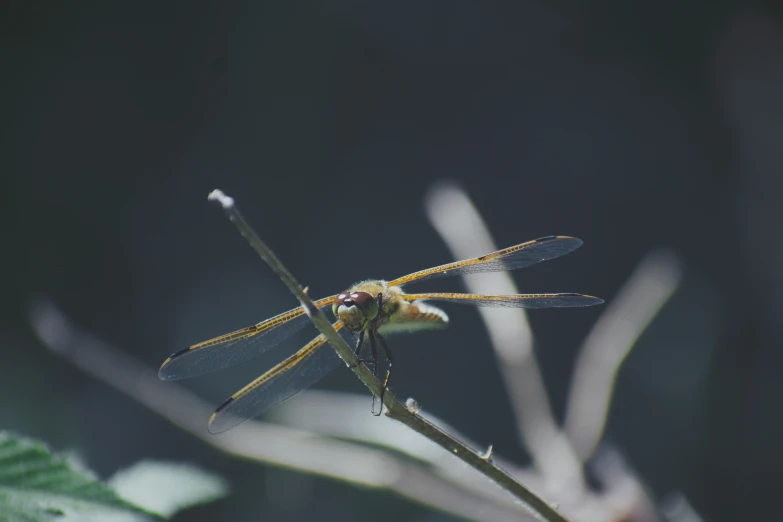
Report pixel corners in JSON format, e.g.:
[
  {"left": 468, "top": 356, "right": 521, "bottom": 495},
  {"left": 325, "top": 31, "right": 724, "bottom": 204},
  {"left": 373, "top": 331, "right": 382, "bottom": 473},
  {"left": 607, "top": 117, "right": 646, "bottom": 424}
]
[
  {"left": 207, "top": 189, "right": 235, "bottom": 209},
  {"left": 211, "top": 190, "right": 573, "bottom": 522}
]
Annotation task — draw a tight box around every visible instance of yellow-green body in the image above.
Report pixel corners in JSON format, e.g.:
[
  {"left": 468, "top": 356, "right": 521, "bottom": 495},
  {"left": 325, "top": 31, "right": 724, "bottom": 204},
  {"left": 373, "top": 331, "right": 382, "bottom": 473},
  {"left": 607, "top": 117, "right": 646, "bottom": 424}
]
[{"left": 335, "top": 279, "right": 449, "bottom": 335}]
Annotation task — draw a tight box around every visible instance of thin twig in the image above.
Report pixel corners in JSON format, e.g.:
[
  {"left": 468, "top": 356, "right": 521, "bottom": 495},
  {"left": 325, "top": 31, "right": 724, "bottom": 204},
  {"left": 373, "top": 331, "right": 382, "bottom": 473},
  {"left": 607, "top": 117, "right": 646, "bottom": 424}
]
[
  {"left": 425, "top": 182, "right": 585, "bottom": 494},
  {"left": 28, "top": 298, "right": 537, "bottom": 522},
  {"left": 563, "top": 250, "right": 682, "bottom": 461},
  {"left": 207, "top": 189, "right": 571, "bottom": 522}
]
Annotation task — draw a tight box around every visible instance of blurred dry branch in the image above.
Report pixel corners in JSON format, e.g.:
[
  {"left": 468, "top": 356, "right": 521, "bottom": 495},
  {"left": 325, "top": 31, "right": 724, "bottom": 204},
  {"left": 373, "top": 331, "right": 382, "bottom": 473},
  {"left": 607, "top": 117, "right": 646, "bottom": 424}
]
[
  {"left": 660, "top": 492, "right": 704, "bottom": 522},
  {"left": 420, "top": 181, "right": 682, "bottom": 521},
  {"left": 29, "top": 184, "right": 696, "bottom": 522},
  {"left": 425, "top": 182, "right": 584, "bottom": 495},
  {"left": 29, "top": 298, "right": 537, "bottom": 522},
  {"left": 565, "top": 250, "right": 682, "bottom": 461}
]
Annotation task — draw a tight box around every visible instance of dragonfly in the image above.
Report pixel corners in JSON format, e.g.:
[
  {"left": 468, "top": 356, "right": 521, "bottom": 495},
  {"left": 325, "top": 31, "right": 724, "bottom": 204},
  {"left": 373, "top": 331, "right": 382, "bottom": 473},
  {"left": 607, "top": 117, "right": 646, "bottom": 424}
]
[{"left": 159, "top": 235, "right": 602, "bottom": 433}]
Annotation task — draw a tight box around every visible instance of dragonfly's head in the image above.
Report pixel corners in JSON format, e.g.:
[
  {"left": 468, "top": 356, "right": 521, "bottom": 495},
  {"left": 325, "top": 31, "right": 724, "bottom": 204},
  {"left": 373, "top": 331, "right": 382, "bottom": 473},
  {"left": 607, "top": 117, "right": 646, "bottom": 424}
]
[{"left": 333, "top": 291, "right": 379, "bottom": 332}]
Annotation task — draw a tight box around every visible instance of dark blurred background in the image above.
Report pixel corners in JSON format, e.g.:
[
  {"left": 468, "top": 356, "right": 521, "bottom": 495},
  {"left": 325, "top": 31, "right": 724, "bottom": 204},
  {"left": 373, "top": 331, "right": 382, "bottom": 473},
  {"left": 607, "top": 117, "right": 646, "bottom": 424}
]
[{"left": 3, "top": 1, "right": 783, "bottom": 521}]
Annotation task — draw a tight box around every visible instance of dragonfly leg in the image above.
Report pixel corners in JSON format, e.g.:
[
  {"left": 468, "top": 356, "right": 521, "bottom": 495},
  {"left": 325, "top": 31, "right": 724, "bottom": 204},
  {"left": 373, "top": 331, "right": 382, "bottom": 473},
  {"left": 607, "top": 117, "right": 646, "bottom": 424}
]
[
  {"left": 376, "top": 332, "right": 393, "bottom": 410},
  {"left": 368, "top": 329, "right": 383, "bottom": 416},
  {"left": 354, "top": 330, "right": 365, "bottom": 356},
  {"left": 368, "top": 329, "right": 380, "bottom": 380},
  {"left": 348, "top": 330, "right": 365, "bottom": 368}
]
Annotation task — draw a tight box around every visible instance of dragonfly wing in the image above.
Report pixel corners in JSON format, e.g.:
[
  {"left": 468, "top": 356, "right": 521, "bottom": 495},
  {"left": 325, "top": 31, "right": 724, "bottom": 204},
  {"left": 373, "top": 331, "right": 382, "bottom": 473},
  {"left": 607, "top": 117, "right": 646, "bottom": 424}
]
[
  {"left": 159, "top": 295, "right": 336, "bottom": 380},
  {"left": 402, "top": 292, "right": 603, "bottom": 308},
  {"left": 208, "top": 321, "right": 353, "bottom": 434},
  {"left": 389, "top": 236, "right": 583, "bottom": 287}
]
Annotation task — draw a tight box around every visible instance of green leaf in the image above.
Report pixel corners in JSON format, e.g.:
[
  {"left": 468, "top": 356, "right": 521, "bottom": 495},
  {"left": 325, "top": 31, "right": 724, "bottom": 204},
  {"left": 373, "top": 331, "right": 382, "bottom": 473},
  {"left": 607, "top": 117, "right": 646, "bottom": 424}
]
[
  {"left": 109, "top": 461, "right": 229, "bottom": 517},
  {"left": 0, "top": 432, "right": 158, "bottom": 522}
]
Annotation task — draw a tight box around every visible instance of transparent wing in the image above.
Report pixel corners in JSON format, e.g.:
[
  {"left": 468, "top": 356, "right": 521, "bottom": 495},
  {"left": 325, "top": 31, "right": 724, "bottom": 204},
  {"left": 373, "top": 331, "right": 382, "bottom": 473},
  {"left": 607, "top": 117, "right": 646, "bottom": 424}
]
[
  {"left": 159, "top": 295, "right": 336, "bottom": 380},
  {"left": 389, "top": 236, "right": 582, "bottom": 287},
  {"left": 402, "top": 292, "right": 603, "bottom": 308},
  {"left": 208, "top": 321, "right": 353, "bottom": 434}
]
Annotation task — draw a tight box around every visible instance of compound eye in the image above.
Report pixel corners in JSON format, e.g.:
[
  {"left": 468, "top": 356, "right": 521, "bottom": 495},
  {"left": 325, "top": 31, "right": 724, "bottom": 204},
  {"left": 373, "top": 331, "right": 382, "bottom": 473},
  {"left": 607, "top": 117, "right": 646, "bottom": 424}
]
[
  {"left": 332, "top": 293, "right": 349, "bottom": 318},
  {"left": 350, "top": 291, "right": 379, "bottom": 320}
]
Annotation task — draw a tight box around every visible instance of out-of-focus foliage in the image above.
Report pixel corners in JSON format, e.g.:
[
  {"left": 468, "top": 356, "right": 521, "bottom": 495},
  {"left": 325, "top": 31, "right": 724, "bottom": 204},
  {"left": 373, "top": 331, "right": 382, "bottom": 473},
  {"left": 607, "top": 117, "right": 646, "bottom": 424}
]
[
  {"left": 0, "top": 432, "right": 153, "bottom": 521},
  {"left": 108, "top": 461, "right": 228, "bottom": 519},
  {"left": 0, "top": 432, "right": 226, "bottom": 522}
]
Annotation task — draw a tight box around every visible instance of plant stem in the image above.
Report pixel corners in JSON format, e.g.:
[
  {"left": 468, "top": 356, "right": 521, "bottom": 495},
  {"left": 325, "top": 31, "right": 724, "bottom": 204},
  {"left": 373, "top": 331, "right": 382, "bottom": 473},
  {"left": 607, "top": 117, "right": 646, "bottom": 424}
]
[{"left": 207, "top": 189, "right": 571, "bottom": 522}]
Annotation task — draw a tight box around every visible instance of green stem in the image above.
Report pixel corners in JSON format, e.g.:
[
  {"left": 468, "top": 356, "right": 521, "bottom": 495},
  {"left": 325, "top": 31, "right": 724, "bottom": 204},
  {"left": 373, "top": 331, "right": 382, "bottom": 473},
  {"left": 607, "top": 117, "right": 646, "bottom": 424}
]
[{"left": 207, "top": 189, "right": 571, "bottom": 522}]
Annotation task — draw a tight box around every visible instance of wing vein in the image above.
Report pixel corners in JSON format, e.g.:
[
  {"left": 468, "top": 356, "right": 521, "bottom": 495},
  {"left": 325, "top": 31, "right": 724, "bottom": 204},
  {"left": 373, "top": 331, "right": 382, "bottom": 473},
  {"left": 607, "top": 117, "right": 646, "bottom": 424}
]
[
  {"left": 388, "top": 236, "right": 583, "bottom": 287},
  {"left": 402, "top": 292, "right": 603, "bottom": 309},
  {"left": 158, "top": 295, "right": 336, "bottom": 380},
  {"left": 208, "top": 321, "right": 349, "bottom": 433}
]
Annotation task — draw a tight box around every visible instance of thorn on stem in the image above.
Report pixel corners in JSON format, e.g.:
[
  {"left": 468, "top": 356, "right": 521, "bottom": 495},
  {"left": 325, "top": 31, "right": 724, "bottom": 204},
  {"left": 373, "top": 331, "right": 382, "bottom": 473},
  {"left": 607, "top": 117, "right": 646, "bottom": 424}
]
[{"left": 481, "top": 444, "right": 494, "bottom": 462}]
